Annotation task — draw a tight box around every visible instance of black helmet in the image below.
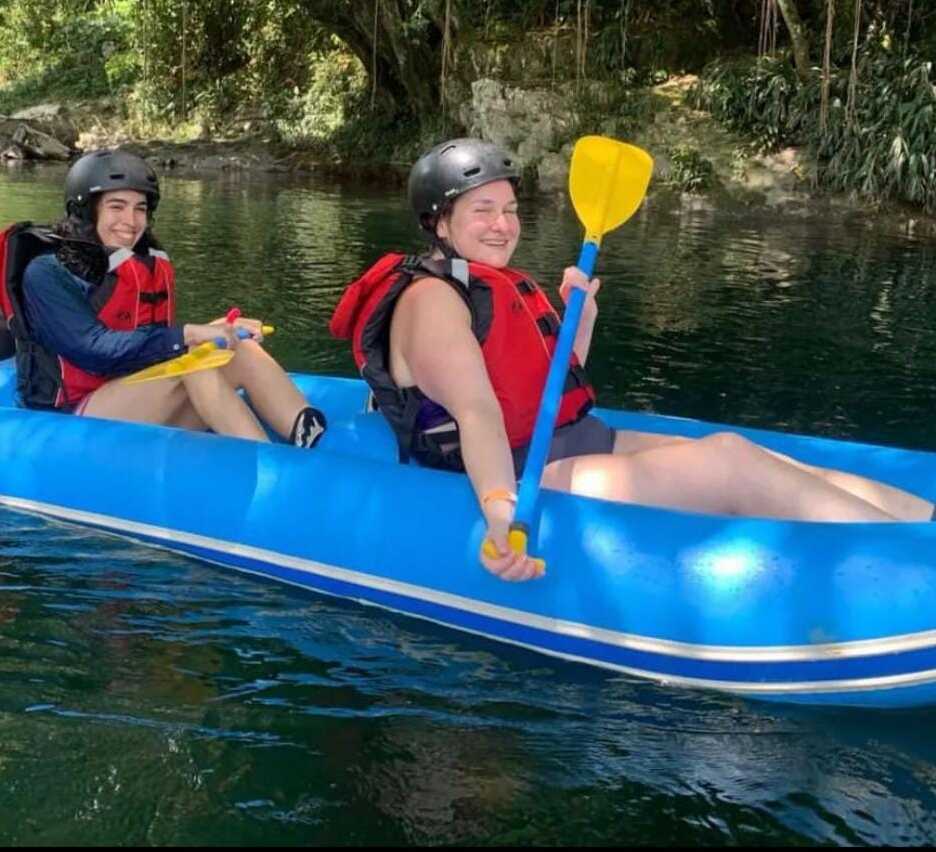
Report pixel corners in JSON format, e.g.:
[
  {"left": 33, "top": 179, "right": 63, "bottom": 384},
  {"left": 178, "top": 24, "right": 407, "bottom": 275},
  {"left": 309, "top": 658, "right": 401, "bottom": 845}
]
[
  {"left": 64, "top": 149, "right": 160, "bottom": 221},
  {"left": 408, "top": 138, "right": 519, "bottom": 232}
]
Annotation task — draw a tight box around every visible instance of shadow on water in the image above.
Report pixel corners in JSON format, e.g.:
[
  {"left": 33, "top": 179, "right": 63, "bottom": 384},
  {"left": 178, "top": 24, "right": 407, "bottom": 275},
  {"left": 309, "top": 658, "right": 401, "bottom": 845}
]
[{"left": 3, "top": 168, "right": 936, "bottom": 844}]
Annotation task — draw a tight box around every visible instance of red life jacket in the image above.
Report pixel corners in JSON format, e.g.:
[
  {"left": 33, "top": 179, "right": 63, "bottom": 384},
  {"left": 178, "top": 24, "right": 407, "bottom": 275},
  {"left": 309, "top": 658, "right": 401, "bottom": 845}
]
[
  {"left": 329, "top": 253, "right": 595, "bottom": 470},
  {"left": 0, "top": 222, "right": 176, "bottom": 409}
]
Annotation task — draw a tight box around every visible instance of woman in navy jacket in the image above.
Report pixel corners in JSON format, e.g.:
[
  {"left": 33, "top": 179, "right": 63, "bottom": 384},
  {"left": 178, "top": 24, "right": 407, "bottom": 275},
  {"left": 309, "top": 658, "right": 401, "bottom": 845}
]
[{"left": 14, "top": 149, "right": 324, "bottom": 447}]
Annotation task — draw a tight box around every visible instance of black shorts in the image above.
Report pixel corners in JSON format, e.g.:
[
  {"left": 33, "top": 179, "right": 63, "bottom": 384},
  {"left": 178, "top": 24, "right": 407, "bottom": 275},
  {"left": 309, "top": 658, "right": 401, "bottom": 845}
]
[{"left": 512, "top": 415, "right": 616, "bottom": 476}]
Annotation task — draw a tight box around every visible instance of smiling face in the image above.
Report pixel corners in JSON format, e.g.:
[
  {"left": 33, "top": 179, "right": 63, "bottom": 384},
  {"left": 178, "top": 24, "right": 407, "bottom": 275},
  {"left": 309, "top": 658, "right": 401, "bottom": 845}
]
[
  {"left": 94, "top": 189, "right": 149, "bottom": 249},
  {"left": 435, "top": 179, "right": 520, "bottom": 268}
]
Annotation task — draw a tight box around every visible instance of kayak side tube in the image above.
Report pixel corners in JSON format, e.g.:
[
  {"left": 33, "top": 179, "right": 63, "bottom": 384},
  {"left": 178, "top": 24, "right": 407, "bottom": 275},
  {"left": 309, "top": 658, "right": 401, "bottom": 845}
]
[{"left": 3, "top": 367, "right": 936, "bottom": 708}]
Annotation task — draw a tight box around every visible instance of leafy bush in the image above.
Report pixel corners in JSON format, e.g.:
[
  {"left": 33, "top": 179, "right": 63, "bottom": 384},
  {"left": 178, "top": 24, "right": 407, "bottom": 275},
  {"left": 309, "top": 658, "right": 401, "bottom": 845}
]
[
  {"left": 693, "top": 50, "right": 936, "bottom": 212},
  {"left": 0, "top": 3, "right": 132, "bottom": 111},
  {"left": 689, "top": 55, "right": 819, "bottom": 151},
  {"left": 275, "top": 48, "right": 368, "bottom": 145},
  {"left": 818, "top": 53, "right": 936, "bottom": 210},
  {"left": 668, "top": 144, "right": 716, "bottom": 193}
]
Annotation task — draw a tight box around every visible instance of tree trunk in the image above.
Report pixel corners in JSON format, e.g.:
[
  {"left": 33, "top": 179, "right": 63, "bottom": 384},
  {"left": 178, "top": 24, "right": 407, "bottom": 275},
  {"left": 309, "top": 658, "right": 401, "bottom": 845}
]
[
  {"left": 301, "top": 0, "right": 448, "bottom": 120},
  {"left": 775, "top": 0, "right": 812, "bottom": 81}
]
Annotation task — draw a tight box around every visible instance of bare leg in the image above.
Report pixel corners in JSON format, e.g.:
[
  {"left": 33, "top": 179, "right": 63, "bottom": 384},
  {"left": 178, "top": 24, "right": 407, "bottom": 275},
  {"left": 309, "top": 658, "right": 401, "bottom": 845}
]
[
  {"left": 764, "top": 448, "right": 933, "bottom": 521},
  {"left": 219, "top": 341, "right": 308, "bottom": 439},
  {"left": 82, "top": 375, "right": 203, "bottom": 426},
  {"left": 546, "top": 431, "right": 896, "bottom": 522},
  {"left": 180, "top": 369, "right": 269, "bottom": 440},
  {"left": 612, "top": 429, "right": 932, "bottom": 522},
  {"left": 81, "top": 369, "right": 268, "bottom": 441}
]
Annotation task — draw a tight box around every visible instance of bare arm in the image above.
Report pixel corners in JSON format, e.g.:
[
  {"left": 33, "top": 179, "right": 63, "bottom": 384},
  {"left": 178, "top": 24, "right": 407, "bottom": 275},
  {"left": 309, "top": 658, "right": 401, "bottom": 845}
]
[{"left": 392, "top": 278, "right": 542, "bottom": 581}]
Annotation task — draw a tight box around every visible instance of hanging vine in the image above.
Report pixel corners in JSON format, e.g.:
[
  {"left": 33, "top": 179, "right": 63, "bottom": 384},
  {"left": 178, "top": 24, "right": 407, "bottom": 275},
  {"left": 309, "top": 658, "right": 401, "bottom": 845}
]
[
  {"left": 440, "top": 0, "right": 452, "bottom": 114},
  {"left": 905, "top": 0, "right": 914, "bottom": 53},
  {"left": 180, "top": 0, "right": 187, "bottom": 118},
  {"left": 142, "top": 0, "right": 149, "bottom": 90},
  {"left": 758, "top": 0, "right": 779, "bottom": 57},
  {"left": 371, "top": 0, "right": 379, "bottom": 110},
  {"left": 820, "top": 0, "right": 835, "bottom": 133},
  {"left": 846, "top": 0, "right": 862, "bottom": 127},
  {"left": 620, "top": 0, "right": 632, "bottom": 72},
  {"left": 551, "top": 0, "right": 559, "bottom": 88},
  {"left": 581, "top": 0, "right": 590, "bottom": 84}
]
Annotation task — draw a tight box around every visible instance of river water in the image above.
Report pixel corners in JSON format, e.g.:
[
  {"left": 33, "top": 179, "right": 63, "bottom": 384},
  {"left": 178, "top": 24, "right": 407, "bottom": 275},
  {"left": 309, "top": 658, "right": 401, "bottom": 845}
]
[{"left": 1, "top": 165, "right": 936, "bottom": 845}]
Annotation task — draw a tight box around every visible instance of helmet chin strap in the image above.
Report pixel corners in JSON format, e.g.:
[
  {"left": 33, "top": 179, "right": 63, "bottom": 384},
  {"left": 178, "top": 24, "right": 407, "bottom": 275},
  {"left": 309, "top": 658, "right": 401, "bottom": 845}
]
[
  {"left": 430, "top": 234, "right": 461, "bottom": 259},
  {"left": 426, "top": 205, "right": 464, "bottom": 260}
]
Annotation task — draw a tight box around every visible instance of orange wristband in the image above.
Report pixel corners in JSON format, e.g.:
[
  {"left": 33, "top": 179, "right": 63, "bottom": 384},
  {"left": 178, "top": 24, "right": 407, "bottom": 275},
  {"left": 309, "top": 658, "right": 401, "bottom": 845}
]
[{"left": 481, "top": 489, "right": 518, "bottom": 509}]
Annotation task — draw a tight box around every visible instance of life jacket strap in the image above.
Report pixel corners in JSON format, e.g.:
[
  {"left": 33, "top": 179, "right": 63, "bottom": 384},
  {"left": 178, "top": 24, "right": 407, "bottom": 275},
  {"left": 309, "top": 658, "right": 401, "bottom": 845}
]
[
  {"left": 564, "top": 363, "right": 590, "bottom": 391},
  {"left": 536, "top": 314, "right": 561, "bottom": 336}
]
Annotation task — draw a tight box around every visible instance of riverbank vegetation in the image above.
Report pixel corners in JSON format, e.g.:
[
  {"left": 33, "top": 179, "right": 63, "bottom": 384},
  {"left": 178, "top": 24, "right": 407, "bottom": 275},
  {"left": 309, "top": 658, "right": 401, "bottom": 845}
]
[{"left": 0, "top": 1, "right": 933, "bottom": 209}]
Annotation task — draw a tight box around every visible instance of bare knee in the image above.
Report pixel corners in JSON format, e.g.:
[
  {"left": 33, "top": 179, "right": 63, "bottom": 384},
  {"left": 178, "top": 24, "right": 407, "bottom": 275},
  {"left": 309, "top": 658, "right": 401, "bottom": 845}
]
[
  {"left": 221, "top": 340, "right": 269, "bottom": 384},
  {"left": 695, "top": 431, "right": 759, "bottom": 462},
  {"left": 542, "top": 457, "right": 575, "bottom": 491}
]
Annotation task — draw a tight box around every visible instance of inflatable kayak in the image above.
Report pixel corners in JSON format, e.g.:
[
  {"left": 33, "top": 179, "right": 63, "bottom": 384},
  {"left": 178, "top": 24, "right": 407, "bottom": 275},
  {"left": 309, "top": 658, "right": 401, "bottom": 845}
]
[{"left": 1, "top": 359, "right": 936, "bottom": 709}]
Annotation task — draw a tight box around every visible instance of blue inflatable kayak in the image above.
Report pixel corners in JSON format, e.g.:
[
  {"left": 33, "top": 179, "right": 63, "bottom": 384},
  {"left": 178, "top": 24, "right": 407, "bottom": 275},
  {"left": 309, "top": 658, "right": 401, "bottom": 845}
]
[{"left": 2, "top": 358, "right": 936, "bottom": 708}]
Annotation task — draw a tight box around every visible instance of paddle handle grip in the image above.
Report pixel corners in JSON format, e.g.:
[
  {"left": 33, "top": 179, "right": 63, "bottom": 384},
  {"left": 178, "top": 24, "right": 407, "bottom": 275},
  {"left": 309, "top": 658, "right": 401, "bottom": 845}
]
[
  {"left": 481, "top": 536, "right": 546, "bottom": 576},
  {"left": 212, "top": 325, "right": 275, "bottom": 349},
  {"left": 513, "top": 240, "right": 599, "bottom": 540}
]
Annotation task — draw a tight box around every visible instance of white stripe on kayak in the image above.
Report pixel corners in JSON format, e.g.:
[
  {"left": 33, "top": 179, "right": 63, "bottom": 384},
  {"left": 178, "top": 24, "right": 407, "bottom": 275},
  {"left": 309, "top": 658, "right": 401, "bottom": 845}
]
[{"left": 4, "top": 494, "right": 936, "bottom": 678}]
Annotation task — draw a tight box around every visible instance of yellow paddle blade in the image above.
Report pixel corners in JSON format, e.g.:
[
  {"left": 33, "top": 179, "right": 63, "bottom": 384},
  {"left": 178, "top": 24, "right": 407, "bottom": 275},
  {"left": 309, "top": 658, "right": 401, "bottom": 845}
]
[
  {"left": 569, "top": 136, "right": 654, "bottom": 244},
  {"left": 121, "top": 342, "right": 235, "bottom": 385},
  {"left": 120, "top": 325, "right": 275, "bottom": 385}
]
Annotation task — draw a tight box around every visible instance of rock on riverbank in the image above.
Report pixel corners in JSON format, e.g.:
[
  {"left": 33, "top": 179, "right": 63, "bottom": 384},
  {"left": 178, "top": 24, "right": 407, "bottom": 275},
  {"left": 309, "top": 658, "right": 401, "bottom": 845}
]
[{"left": 1, "top": 103, "right": 76, "bottom": 161}]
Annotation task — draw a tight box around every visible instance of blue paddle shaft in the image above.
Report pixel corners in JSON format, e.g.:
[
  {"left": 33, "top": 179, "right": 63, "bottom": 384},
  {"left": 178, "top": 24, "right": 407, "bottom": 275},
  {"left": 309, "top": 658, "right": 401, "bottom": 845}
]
[{"left": 514, "top": 240, "right": 600, "bottom": 529}]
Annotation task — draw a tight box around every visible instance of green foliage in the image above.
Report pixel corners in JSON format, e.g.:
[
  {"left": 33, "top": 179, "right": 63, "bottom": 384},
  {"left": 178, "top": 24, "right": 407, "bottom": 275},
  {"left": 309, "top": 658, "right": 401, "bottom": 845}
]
[
  {"left": 0, "top": 0, "right": 934, "bottom": 214},
  {"left": 274, "top": 47, "right": 368, "bottom": 145},
  {"left": 569, "top": 82, "right": 656, "bottom": 140},
  {"left": 689, "top": 55, "right": 819, "bottom": 151},
  {"left": 0, "top": 0, "right": 131, "bottom": 112},
  {"left": 693, "top": 49, "right": 936, "bottom": 212},
  {"left": 819, "top": 52, "right": 936, "bottom": 211},
  {"left": 668, "top": 144, "right": 715, "bottom": 193},
  {"left": 295, "top": 91, "right": 456, "bottom": 167}
]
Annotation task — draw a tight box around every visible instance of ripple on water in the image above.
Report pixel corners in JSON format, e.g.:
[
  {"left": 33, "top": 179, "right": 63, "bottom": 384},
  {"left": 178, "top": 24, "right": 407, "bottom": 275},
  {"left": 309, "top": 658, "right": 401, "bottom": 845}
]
[{"left": 3, "top": 170, "right": 936, "bottom": 844}]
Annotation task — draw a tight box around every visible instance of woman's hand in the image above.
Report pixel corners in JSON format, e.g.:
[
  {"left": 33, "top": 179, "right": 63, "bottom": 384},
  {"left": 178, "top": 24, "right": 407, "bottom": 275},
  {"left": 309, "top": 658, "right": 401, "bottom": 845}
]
[
  {"left": 558, "top": 266, "right": 600, "bottom": 326},
  {"left": 209, "top": 315, "right": 266, "bottom": 342},
  {"left": 479, "top": 497, "right": 544, "bottom": 582},
  {"left": 183, "top": 322, "right": 240, "bottom": 349}
]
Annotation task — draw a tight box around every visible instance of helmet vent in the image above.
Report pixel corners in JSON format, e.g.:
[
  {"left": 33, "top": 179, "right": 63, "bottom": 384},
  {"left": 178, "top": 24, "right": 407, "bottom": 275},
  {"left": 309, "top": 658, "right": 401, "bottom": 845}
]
[
  {"left": 463, "top": 167, "right": 481, "bottom": 177},
  {"left": 109, "top": 172, "right": 126, "bottom": 180}
]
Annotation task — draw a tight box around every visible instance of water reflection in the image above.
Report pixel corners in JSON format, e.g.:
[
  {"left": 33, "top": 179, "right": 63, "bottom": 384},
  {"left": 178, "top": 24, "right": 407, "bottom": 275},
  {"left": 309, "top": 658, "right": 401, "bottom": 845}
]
[
  {"left": 3, "top": 506, "right": 936, "bottom": 843},
  {"left": 3, "top": 168, "right": 936, "bottom": 844},
  {"left": 4, "top": 166, "right": 936, "bottom": 451}
]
